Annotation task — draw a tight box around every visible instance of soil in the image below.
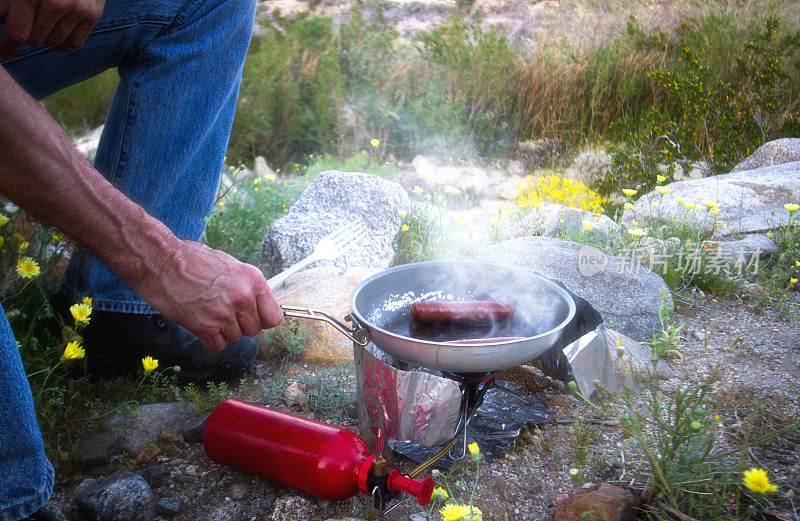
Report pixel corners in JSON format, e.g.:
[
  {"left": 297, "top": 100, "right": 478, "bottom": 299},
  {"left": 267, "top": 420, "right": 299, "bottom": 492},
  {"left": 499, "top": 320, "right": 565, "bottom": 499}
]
[{"left": 44, "top": 289, "right": 800, "bottom": 520}]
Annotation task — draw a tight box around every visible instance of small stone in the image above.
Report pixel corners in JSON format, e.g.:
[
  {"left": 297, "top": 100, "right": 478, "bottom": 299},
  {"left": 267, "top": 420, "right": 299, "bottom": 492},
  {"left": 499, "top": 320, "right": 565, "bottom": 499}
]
[
  {"left": 230, "top": 483, "right": 249, "bottom": 501},
  {"left": 693, "top": 330, "right": 706, "bottom": 341},
  {"left": 260, "top": 494, "right": 277, "bottom": 513},
  {"left": 155, "top": 497, "right": 185, "bottom": 517},
  {"left": 283, "top": 380, "right": 306, "bottom": 406},
  {"left": 76, "top": 431, "right": 120, "bottom": 467},
  {"left": 553, "top": 483, "right": 639, "bottom": 521},
  {"left": 143, "top": 465, "right": 166, "bottom": 489},
  {"left": 179, "top": 414, "right": 210, "bottom": 444},
  {"left": 75, "top": 471, "right": 155, "bottom": 521},
  {"left": 134, "top": 444, "right": 161, "bottom": 465}
]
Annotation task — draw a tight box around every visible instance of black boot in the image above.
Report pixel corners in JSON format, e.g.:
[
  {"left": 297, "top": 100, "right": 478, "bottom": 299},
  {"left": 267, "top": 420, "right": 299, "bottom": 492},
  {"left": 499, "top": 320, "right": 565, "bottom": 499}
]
[{"left": 54, "top": 294, "right": 258, "bottom": 383}]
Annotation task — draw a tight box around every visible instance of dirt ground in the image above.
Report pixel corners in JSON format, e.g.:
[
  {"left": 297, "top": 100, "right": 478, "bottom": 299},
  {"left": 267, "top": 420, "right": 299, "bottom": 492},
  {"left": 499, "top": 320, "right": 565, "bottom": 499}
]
[{"left": 45, "top": 289, "right": 800, "bottom": 521}]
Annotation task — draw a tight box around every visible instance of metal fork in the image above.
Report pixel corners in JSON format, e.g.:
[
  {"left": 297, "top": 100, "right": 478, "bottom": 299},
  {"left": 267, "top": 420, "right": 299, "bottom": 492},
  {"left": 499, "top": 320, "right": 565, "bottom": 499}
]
[{"left": 267, "top": 221, "right": 367, "bottom": 290}]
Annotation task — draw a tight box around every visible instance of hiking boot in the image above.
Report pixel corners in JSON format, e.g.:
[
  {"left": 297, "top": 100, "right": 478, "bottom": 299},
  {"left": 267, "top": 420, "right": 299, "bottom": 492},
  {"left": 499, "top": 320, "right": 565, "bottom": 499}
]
[{"left": 53, "top": 294, "right": 258, "bottom": 383}]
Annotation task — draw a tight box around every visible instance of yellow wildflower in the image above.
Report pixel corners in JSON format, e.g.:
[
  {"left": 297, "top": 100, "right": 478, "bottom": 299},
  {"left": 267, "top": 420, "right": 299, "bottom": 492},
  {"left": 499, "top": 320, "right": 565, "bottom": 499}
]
[
  {"left": 62, "top": 341, "right": 85, "bottom": 360},
  {"left": 370, "top": 138, "right": 380, "bottom": 148},
  {"left": 398, "top": 209, "right": 408, "bottom": 218},
  {"left": 622, "top": 188, "right": 638, "bottom": 197},
  {"left": 656, "top": 174, "right": 666, "bottom": 183},
  {"left": 795, "top": 261, "right": 800, "bottom": 267},
  {"left": 489, "top": 217, "right": 499, "bottom": 227},
  {"left": 70, "top": 303, "right": 92, "bottom": 324},
  {"left": 623, "top": 202, "right": 634, "bottom": 210},
  {"left": 628, "top": 228, "right": 646, "bottom": 237},
  {"left": 19, "top": 241, "right": 29, "bottom": 252},
  {"left": 468, "top": 442, "right": 480, "bottom": 457},
  {"left": 265, "top": 174, "right": 277, "bottom": 182},
  {"left": 440, "top": 504, "right": 469, "bottom": 521},
  {"left": 784, "top": 203, "right": 799, "bottom": 213},
  {"left": 0, "top": 214, "right": 8, "bottom": 226},
  {"left": 444, "top": 186, "right": 461, "bottom": 195},
  {"left": 791, "top": 278, "right": 798, "bottom": 285},
  {"left": 582, "top": 220, "right": 596, "bottom": 231},
  {"left": 16, "top": 257, "right": 40, "bottom": 278},
  {"left": 742, "top": 468, "right": 777, "bottom": 494},
  {"left": 402, "top": 224, "right": 409, "bottom": 232},
  {"left": 142, "top": 356, "right": 159, "bottom": 374},
  {"left": 82, "top": 297, "right": 92, "bottom": 307},
  {"left": 703, "top": 200, "right": 720, "bottom": 209},
  {"left": 431, "top": 487, "right": 449, "bottom": 501},
  {"left": 656, "top": 186, "right": 671, "bottom": 195},
  {"left": 413, "top": 186, "right": 424, "bottom": 195}
]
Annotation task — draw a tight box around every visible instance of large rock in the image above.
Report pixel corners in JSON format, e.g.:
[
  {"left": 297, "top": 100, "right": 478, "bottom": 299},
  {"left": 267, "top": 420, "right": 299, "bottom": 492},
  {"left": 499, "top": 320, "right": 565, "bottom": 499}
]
[
  {"left": 476, "top": 237, "right": 671, "bottom": 342},
  {"left": 553, "top": 483, "right": 639, "bottom": 521},
  {"left": 104, "top": 403, "right": 194, "bottom": 457},
  {"left": 272, "top": 266, "right": 381, "bottom": 364},
  {"left": 74, "top": 125, "right": 104, "bottom": 162},
  {"left": 517, "top": 204, "right": 620, "bottom": 242},
  {"left": 260, "top": 171, "right": 409, "bottom": 277},
  {"left": 621, "top": 161, "right": 800, "bottom": 237},
  {"left": 75, "top": 472, "right": 154, "bottom": 521},
  {"left": 732, "top": 138, "right": 800, "bottom": 172}
]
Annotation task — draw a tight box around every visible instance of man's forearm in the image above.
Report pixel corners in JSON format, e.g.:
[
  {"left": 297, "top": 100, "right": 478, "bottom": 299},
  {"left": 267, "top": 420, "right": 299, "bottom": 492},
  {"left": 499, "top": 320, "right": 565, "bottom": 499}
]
[{"left": 0, "top": 67, "right": 180, "bottom": 287}]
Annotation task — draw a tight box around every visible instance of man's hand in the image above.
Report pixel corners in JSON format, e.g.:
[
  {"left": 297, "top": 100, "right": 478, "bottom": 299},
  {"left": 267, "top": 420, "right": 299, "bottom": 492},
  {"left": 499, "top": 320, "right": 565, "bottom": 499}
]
[
  {"left": 133, "top": 240, "right": 285, "bottom": 353},
  {"left": 0, "top": 0, "right": 105, "bottom": 60}
]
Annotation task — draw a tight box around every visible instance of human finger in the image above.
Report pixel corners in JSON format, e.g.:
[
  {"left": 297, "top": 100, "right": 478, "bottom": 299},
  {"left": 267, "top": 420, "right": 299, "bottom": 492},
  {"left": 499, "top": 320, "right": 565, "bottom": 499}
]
[
  {"left": 43, "top": 8, "right": 80, "bottom": 48},
  {"left": 200, "top": 332, "right": 227, "bottom": 353},
  {"left": 0, "top": 0, "right": 37, "bottom": 59},
  {"left": 256, "top": 284, "right": 283, "bottom": 329},
  {"left": 28, "top": 0, "right": 70, "bottom": 47},
  {"left": 53, "top": 17, "right": 92, "bottom": 51},
  {"left": 219, "top": 317, "right": 244, "bottom": 345},
  {"left": 236, "top": 302, "right": 264, "bottom": 338}
]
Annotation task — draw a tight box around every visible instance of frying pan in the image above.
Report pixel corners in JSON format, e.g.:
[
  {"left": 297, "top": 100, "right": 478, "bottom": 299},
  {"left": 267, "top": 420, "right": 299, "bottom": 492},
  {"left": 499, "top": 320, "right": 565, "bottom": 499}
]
[{"left": 282, "top": 261, "right": 576, "bottom": 373}]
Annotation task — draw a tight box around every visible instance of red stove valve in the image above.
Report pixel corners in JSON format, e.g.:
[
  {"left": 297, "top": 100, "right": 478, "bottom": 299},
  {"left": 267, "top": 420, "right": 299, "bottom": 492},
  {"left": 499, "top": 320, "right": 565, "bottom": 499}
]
[{"left": 203, "top": 399, "right": 433, "bottom": 508}]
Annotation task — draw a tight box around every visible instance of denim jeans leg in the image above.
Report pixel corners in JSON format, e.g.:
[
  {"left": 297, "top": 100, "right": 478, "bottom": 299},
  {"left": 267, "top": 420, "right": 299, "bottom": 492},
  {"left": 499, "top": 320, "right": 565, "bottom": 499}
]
[
  {"left": 0, "top": 310, "right": 54, "bottom": 521},
  {"left": 2, "top": 0, "right": 256, "bottom": 314}
]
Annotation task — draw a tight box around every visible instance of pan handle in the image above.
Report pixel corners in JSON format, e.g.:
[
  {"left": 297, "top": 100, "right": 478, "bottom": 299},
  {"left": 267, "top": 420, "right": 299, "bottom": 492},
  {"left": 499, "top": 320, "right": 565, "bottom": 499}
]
[{"left": 281, "top": 305, "right": 370, "bottom": 346}]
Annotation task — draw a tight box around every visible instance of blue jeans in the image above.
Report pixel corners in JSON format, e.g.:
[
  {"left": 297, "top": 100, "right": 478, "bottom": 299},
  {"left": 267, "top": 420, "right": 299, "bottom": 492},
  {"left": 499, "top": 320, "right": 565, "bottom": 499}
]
[{"left": 0, "top": 0, "right": 255, "bottom": 515}]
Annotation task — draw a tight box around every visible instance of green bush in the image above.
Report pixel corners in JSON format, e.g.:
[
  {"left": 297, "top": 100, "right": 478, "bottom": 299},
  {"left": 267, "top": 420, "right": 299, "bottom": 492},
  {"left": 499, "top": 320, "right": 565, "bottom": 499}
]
[
  {"left": 43, "top": 69, "right": 118, "bottom": 136},
  {"left": 228, "top": 14, "right": 345, "bottom": 167}
]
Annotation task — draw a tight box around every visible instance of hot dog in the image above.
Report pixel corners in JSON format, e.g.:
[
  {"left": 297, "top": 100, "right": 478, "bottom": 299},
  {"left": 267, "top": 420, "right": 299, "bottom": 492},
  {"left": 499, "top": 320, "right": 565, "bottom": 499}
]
[{"left": 410, "top": 300, "right": 515, "bottom": 325}]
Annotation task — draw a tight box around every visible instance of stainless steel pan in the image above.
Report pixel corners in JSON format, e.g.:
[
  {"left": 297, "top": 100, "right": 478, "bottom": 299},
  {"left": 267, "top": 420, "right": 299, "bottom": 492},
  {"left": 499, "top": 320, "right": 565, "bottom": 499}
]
[{"left": 282, "top": 261, "right": 576, "bottom": 373}]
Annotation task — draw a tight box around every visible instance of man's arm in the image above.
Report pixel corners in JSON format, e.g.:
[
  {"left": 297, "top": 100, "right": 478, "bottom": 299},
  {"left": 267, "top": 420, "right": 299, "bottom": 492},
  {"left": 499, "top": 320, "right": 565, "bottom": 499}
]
[{"left": 0, "top": 68, "right": 283, "bottom": 351}]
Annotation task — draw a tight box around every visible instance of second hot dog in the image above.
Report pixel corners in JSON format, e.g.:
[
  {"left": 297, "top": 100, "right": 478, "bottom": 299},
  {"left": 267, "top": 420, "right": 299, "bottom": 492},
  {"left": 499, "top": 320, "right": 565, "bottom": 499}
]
[{"left": 410, "top": 300, "right": 515, "bottom": 325}]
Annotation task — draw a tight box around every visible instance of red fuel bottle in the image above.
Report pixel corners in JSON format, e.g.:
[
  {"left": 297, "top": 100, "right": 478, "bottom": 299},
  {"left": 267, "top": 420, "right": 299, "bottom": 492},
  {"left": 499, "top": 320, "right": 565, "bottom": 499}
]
[{"left": 203, "top": 399, "right": 433, "bottom": 506}]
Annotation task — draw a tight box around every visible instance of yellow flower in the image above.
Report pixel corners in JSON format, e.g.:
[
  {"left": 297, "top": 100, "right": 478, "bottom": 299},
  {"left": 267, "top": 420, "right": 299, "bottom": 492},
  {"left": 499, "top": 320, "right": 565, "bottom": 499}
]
[
  {"left": 265, "top": 174, "right": 277, "bottom": 182},
  {"left": 19, "top": 241, "right": 29, "bottom": 252},
  {"left": 795, "top": 261, "right": 800, "bottom": 267},
  {"left": 684, "top": 201, "right": 696, "bottom": 210},
  {"left": 766, "top": 232, "right": 774, "bottom": 238},
  {"left": 16, "top": 257, "right": 40, "bottom": 278},
  {"left": 656, "top": 175, "right": 666, "bottom": 183},
  {"left": 401, "top": 224, "right": 409, "bottom": 232},
  {"left": 444, "top": 186, "right": 461, "bottom": 195},
  {"left": 743, "top": 468, "right": 777, "bottom": 494},
  {"left": 703, "top": 200, "right": 720, "bottom": 209},
  {"left": 489, "top": 217, "right": 499, "bottom": 227},
  {"left": 582, "top": 220, "right": 596, "bottom": 231},
  {"left": 465, "top": 506, "right": 482, "bottom": 521},
  {"left": 142, "top": 356, "right": 159, "bottom": 374},
  {"left": 413, "top": 186, "right": 424, "bottom": 195},
  {"left": 82, "top": 297, "right": 92, "bottom": 307},
  {"left": 656, "top": 186, "right": 671, "bottom": 195},
  {"left": 70, "top": 303, "right": 92, "bottom": 324},
  {"left": 628, "top": 228, "right": 646, "bottom": 237},
  {"left": 622, "top": 188, "right": 638, "bottom": 197},
  {"left": 440, "top": 504, "right": 470, "bottom": 521},
  {"left": 468, "top": 442, "right": 480, "bottom": 457},
  {"left": 398, "top": 209, "right": 408, "bottom": 218},
  {"left": 784, "top": 203, "right": 799, "bottom": 213},
  {"left": 0, "top": 214, "right": 8, "bottom": 226},
  {"left": 623, "top": 202, "right": 634, "bottom": 210},
  {"left": 62, "top": 341, "right": 85, "bottom": 360},
  {"left": 791, "top": 278, "right": 798, "bottom": 285},
  {"left": 431, "top": 487, "right": 449, "bottom": 501},
  {"left": 370, "top": 139, "right": 380, "bottom": 148}
]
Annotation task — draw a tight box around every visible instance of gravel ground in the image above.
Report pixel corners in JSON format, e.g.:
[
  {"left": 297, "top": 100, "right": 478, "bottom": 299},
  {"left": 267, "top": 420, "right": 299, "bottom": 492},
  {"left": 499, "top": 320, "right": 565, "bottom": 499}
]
[{"left": 43, "top": 290, "right": 799, "bottom": 521}]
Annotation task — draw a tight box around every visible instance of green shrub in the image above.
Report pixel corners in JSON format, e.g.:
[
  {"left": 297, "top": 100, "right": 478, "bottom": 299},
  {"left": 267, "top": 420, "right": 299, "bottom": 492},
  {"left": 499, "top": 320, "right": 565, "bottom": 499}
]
[
  {"left": 228, "top": 14, "right": 345, "bottom": 167},
  {"left": 43, "top": 69, "right": 118, "bottom": 135}
]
